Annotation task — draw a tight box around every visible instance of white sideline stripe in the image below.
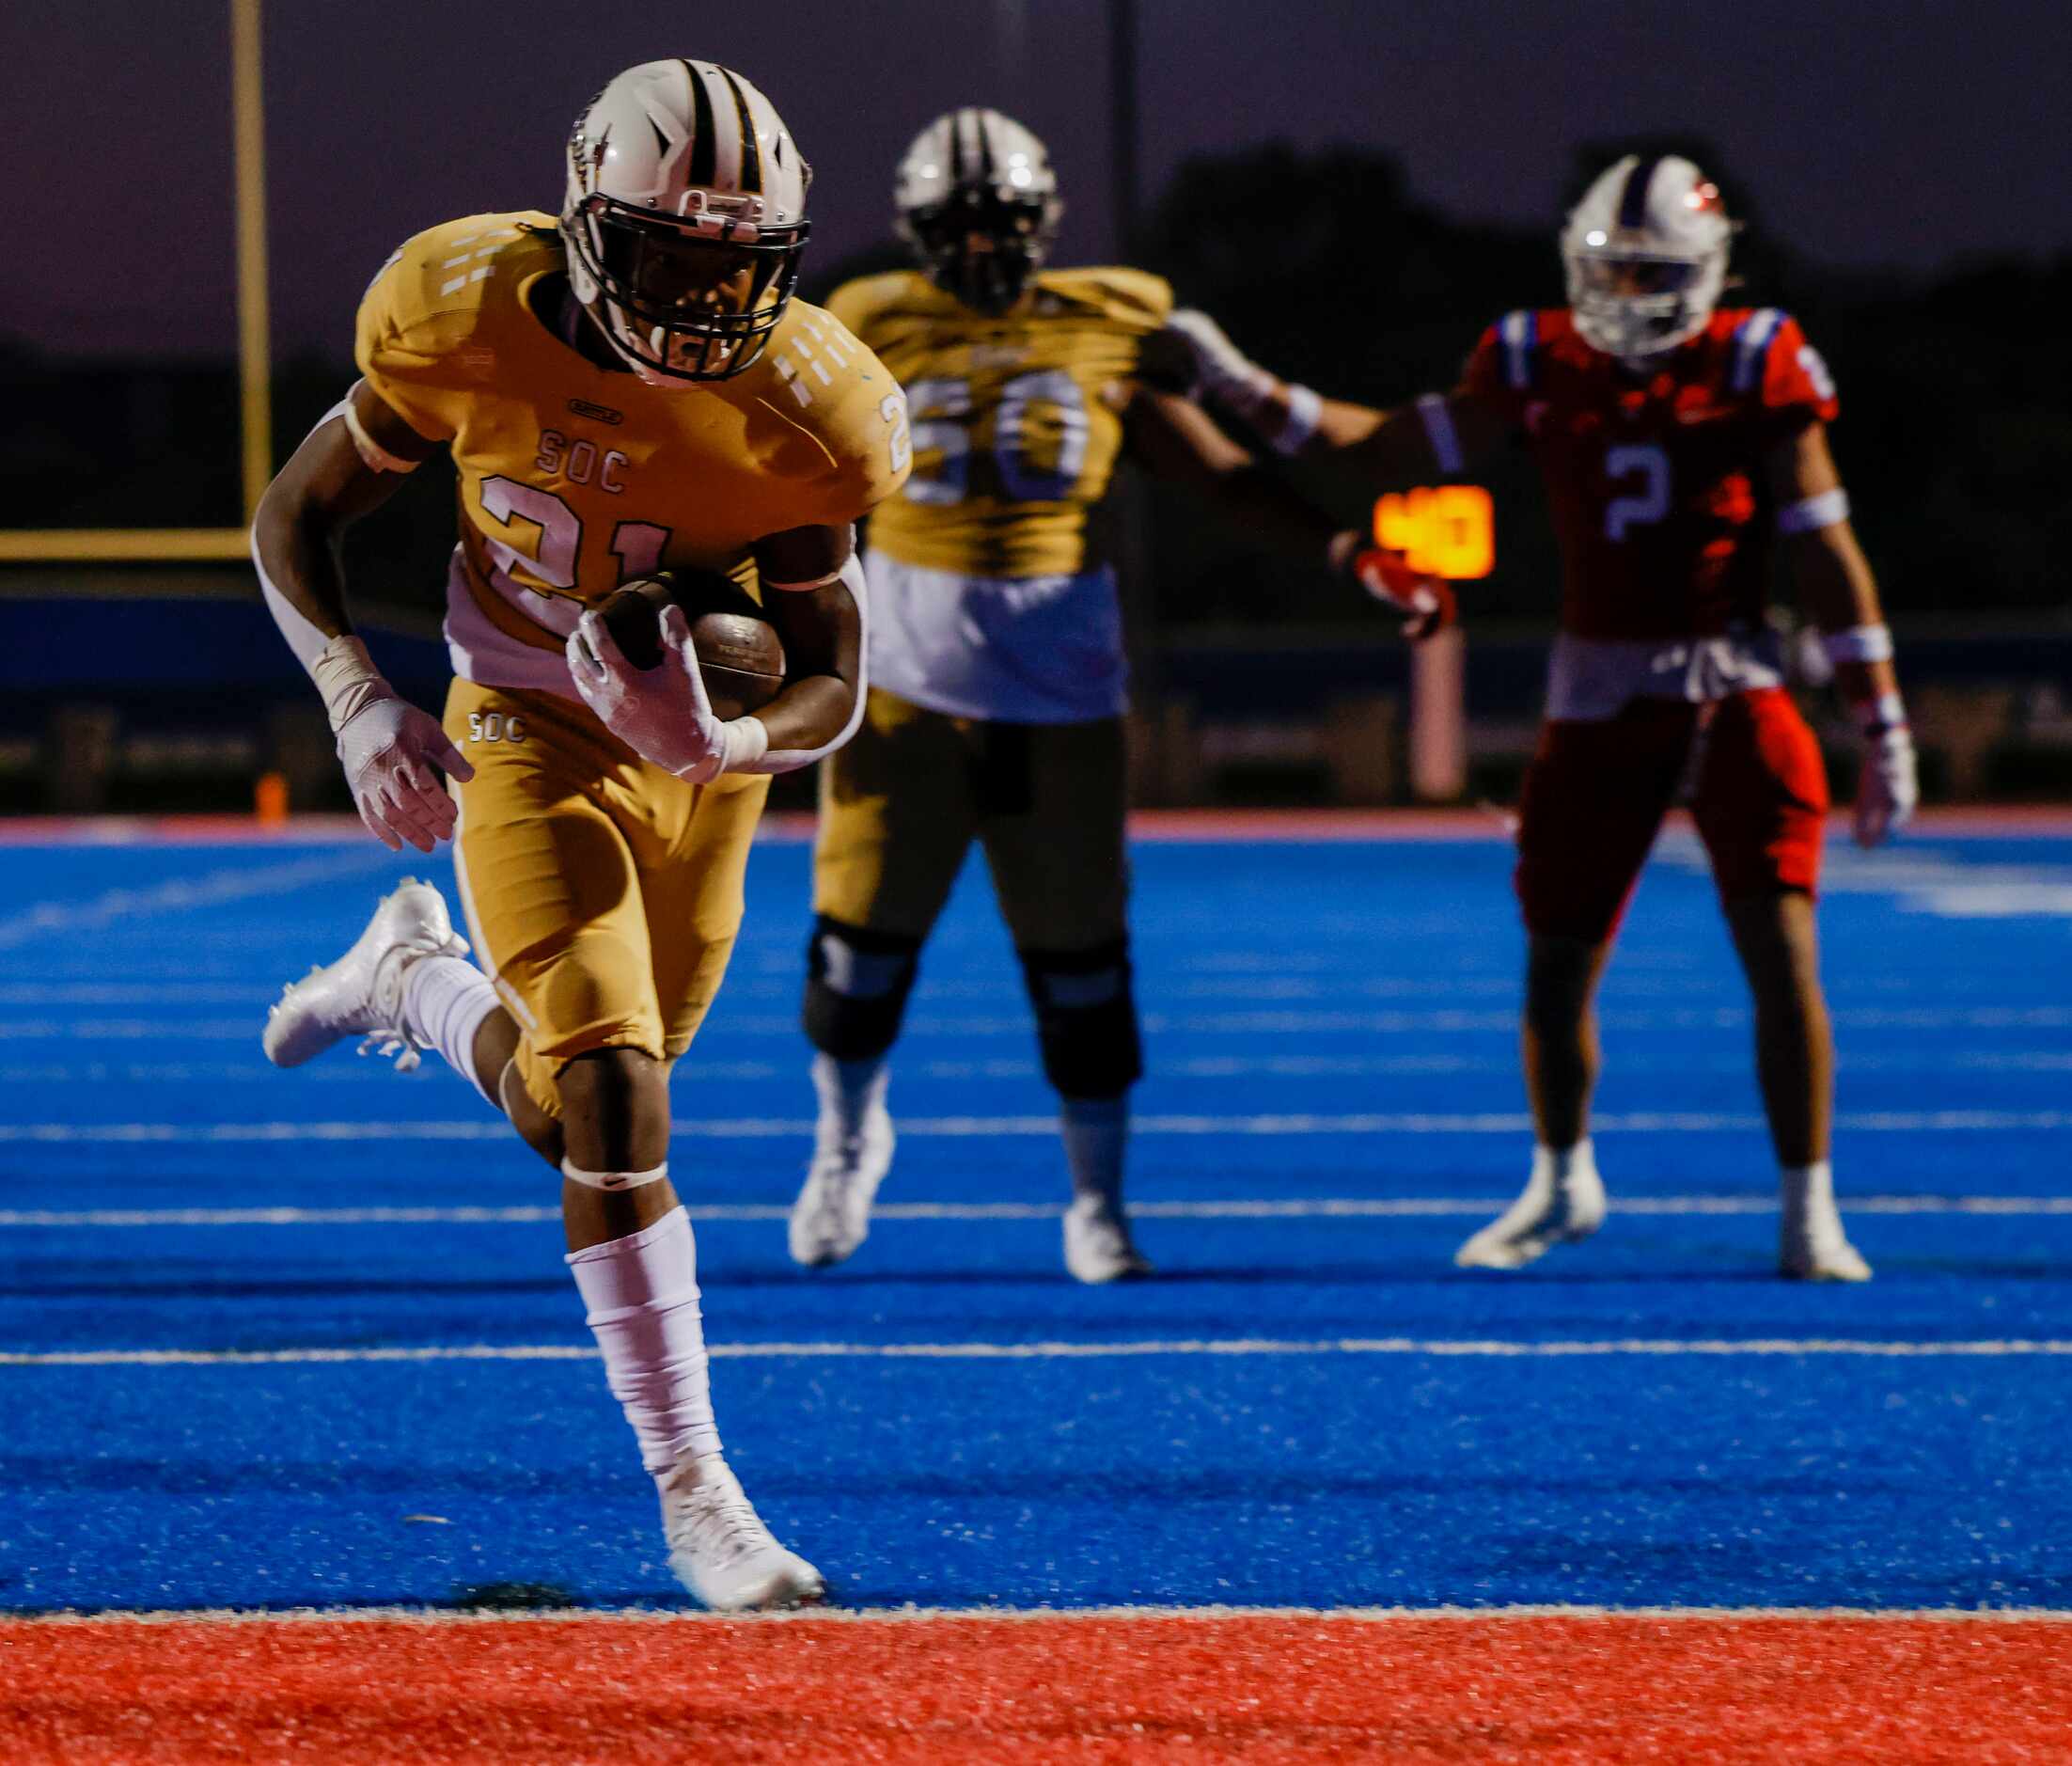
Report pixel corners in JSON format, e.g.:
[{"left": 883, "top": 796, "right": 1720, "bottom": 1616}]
[
  {"left": 0, "top": 851, "right": 389, "bottom": 952},
  {"left": 7, "top": 1051, "right": 2070, "bottom": 1084},
  {"left": 4, "top": 1109, "right": 2066, "bottom": 1144},
  {"left": 14, "top": 1602, "right": 2072, "bottom": 1626},
  {"left": 5, "top": 1193, "right": 2071, "bottom": 1229},
  {"left": 8, "top": 1337, "right": 2072, "bottom": 1368},
  {"left": 9, "top": 1004, "right": 2072, "bottom": 1042}
]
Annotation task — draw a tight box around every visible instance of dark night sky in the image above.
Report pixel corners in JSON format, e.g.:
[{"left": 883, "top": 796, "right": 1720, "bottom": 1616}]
[{"left": 7, "top": 0, "right": 2068, "bottom": 361}]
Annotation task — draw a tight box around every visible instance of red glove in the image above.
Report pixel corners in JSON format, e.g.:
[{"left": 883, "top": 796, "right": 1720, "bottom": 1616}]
[{"left": 1354, "top": 547, "right": 1457, "bottom": 641}]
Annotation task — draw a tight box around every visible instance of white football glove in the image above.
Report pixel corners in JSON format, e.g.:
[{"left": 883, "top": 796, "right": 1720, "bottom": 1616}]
[
  {"left": 305, "top": 636, "right": 473, "bottom": 853},
  {"left": 566, "top": 604, "right": 768, "bottom": 784},
  {"left": 1854, "top": 724, "right": 1919, "bottom": 848},
  {"left": 333, "top": 695, "right": 473, "bottom": 853}
]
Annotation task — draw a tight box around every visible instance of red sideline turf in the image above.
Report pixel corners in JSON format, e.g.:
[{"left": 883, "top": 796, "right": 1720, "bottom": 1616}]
[{"left": 6, "top": 1612, "right": 2071, "bottom": 1763}]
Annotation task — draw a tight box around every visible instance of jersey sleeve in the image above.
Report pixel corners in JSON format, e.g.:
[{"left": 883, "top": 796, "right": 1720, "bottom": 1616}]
[
  {"left": 352, "top": 238, "right": 479, "bottom": 444},
  {"left": 1759, "top": 313, "right": 1840, "bottom": 427},
  {"left": 793, "top": 324, "right": 913, "bottom": 526},
  {"left": 1453, "top": 315, "right": 1534, "bottom": 431}
]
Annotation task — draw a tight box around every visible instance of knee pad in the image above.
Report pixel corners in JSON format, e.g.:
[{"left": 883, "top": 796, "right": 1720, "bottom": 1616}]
[
  {"left": 1019, "top": 938, "right": 1142, "bottom": 1100},
  {"left": 802, "top": 916, "right": 920, "bottom": 1060}
]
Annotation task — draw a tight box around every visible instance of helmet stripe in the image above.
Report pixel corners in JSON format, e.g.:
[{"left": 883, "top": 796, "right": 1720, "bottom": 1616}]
[
  {"left": 973, "top": 108, "right": 997, "bottom": 178},
  {"left": 718, "top": 67, "right": 762, "bottom": 194},
  {"left": 1617, "top": 154, "right": 1664, "bottom": 229},
  {"left": 681, "top": 59, "right": 718, "bottom": 188}
]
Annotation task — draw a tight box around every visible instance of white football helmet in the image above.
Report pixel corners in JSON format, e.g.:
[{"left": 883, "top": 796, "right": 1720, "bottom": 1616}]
[
  {"left": 1561, "top": 154, "right": 1734, "bottom": 363},
  {"left": 561, "top": 59, "right": 811, "bottom": 384},
  {"left": 894, "top": 108, "right": 1061, "bottom": 314}
]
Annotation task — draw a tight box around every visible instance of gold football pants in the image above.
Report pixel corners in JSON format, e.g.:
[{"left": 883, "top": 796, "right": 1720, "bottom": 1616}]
[
  {"left": 813, "top": 686, "right": 1128, "bottom": 950},
  {"left": 444, "top": 679, "right": 769, "bottom": 1119}
]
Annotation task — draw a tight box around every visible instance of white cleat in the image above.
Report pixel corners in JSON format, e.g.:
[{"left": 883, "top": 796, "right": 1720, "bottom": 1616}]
[
  {"left": 788, "top": 1107, "right": 894, "bottom": 1269},
  {"left": 1455, "top": 1150, "right": 1608, "bottom": 1270},
  {"left": 1062, "top": 1193, "right": 1153, "bottom": 1285},
  {"left": 262, "top": 877, "right": 466, "bottom": 1070},
  {"left": 659, "top": 1454, "right": 824, "bottom": 1612},
  {"left": 1780, "top": 1224, "right": 1873, "bottom": 1284}
]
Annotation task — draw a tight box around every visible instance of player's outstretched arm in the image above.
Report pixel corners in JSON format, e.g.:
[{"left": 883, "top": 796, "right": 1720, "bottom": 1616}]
[
  {"left": 1768, "top": 424, "right": 1917, "bottom": 846},
  {"left": 1157, "top": 307, "right": 1505, "bottom": 477},
  {"left": 251, "top": 381, "right": 473, "bottom": 852},
  {"left": 1122, "top": 386, "right": 1456, "bottom": 641}
]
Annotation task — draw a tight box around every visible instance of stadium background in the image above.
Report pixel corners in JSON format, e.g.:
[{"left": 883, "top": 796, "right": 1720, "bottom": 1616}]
[
  {"left": 4, "top": 6, "right": 2072, "bottom": 1758},
  {"left": 3, "top": 0, "right": 2066, "bottom": 819}
]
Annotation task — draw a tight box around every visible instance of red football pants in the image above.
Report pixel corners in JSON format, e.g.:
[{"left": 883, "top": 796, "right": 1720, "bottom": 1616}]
[{"left": 1515, "top": 688, "right": 1829, "bottom": 944}]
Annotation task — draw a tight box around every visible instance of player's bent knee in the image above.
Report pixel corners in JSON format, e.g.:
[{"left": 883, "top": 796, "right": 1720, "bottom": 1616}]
[
  {"left": 802, "top": 916, "right": 920, "bottom": 1059},
  {"left": 557, "top": 1046, "right": 671, "bottom": 1172},
  {"left": 1019, "top": 938, "right": 1143, "bottom": 1100}
]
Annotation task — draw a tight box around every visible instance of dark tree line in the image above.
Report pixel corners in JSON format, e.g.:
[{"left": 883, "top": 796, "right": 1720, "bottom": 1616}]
[{"left": 5, "top": 141, "right": 2066, "bottom": 630}]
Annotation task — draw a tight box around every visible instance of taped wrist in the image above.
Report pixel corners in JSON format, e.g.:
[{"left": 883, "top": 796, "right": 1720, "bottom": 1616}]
[
  {"left": 802, "top": 917, "right": 920, "bottom": 1060},
  {"left": 1019, "top": 938, "right": 1143, "bottom": 1101},
  {"left": 681, "top": 716, "right": 769, "bottom": 779},
  {"left": 309, "top": 636, "right": 397, "bottom": 735}
]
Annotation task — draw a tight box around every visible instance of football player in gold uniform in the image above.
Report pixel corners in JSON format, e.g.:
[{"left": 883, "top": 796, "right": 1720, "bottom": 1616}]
[
  {"left": 791, "top": 108, "right": 1354, "bottom": 1283},
  {"left": 251, "top": 60, "right": 910, "bottom": 1608}
]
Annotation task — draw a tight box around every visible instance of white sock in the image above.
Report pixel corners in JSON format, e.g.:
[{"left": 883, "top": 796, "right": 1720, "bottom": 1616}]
[
  {"left": 1535, "top": 1139, "right": 1596, "bottom": 1188},
  {"left": 565, "top": 1204, "right": 721, "bottom": 1476},
  {"left": 811, "top": 1050, "right": 888, "bottom": 1148},
  {"left": 401, "top": 954, "right": 499, "bottom": 1107},
  {"left": 1060, "top": 1095, "right": 1128, "bottom": 1203},
  {"left": 1781, "top": 1159, "right": 1841, "bottom": 1238}
]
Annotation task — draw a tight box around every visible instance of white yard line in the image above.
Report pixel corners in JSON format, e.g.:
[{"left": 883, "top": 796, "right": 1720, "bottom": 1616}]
[
  {"left": 3, "top": 1109, "right": 2065, "bottom": 1145},
  {"left": 3, "top": 1193, "right": 2069, "bottom": 1229},
  {"left": 6, "top": 1337, "right": 2072, "bottom": 1368},
  {"left": 0, "top": 851, "right": 390, "bottom": 952},
  {"left": 4, "top": 1003, "right": 2067, "bottom": 1042}
]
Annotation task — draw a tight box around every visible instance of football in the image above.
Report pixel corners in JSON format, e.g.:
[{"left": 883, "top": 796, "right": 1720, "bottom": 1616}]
[{"left": 596, "top": 571, "right": 788, "bottom": 721}]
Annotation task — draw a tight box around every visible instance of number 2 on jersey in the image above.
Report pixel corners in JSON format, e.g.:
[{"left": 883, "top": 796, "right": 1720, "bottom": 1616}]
[
  {"left": 1603, "top": 442, "right": 1671, "bottom": 542},
  {"left": 479, "top": 477, "right": 668, "bottom": 591},
  {"left": 902, "top": 372, "right": 1090, "bottom": 506}
]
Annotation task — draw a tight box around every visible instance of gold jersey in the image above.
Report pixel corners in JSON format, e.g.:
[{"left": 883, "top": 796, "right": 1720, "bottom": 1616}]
[
  {"left": 825, "top": 266, "right": 1171, "bottom": 578},
  {"left": 355, "top": 212, "right": 910, "bottom": 663}
]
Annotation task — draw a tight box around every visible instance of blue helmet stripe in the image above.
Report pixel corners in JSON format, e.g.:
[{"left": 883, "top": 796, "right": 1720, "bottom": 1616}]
[{"left": 1618, "top": 155, "right": 1664, "bottom": 229}]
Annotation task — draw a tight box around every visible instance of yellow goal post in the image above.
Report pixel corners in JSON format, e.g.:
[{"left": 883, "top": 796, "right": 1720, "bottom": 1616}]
[{"left": 0, "top": 0, "right": 269, "bottom": 566}]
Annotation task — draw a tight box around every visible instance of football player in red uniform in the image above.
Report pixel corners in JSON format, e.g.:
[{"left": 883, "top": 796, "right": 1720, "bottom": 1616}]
[{"left": 1173, "top": 154, "right": 1917, "bottom": 1280}]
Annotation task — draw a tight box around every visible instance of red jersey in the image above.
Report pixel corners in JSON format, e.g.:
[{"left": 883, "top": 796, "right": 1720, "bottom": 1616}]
[{"left": 1456, "top": 307, "right": 1838, "bottom": 639}]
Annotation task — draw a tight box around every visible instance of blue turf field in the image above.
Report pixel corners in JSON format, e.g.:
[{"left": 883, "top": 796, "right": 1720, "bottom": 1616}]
[{"left": 2, "top": 823, "right": 2069, "bottom": 1613}]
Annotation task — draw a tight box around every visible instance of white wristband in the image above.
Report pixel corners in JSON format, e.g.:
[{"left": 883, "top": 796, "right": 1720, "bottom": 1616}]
[
  {"left": 720, "top": 717, "right": 770, "bottom": 774},
  {"left": 1272, "top": 385, "right": 1323, "bottom": 456},
  {"left": 1779, "top": 487, "right": 1850, "bottom": 533},
  {"left": 1850, "top": 691, "right": 1908, "bottom": 734},
  {"left": 1823, "top": 623, "right": 1894, "bottom": 665}
]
